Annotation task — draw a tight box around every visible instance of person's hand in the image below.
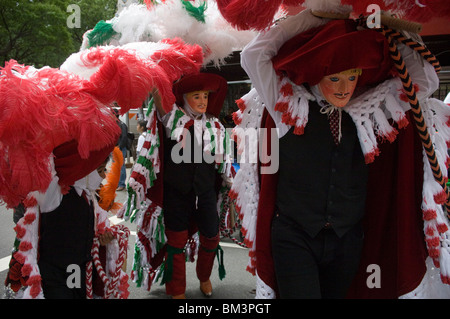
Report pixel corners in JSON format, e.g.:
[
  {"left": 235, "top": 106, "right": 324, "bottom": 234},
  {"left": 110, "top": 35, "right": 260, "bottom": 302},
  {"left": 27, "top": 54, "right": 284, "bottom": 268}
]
[
  {"left": 151, "top": 87, "right": 166, "bottom": 117},
  {"left": 99, "top": 231, "right": 114, "bottom": 246}
]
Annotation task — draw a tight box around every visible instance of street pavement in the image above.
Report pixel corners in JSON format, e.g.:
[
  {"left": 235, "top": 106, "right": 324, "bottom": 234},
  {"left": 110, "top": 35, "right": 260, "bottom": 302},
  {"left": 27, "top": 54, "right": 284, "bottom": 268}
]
[
  {"left": 0, "top": 168, "right": 257, "bottom": 299},
  {"left": 113, "top": 183, "right": 257, "bottom": 300}
]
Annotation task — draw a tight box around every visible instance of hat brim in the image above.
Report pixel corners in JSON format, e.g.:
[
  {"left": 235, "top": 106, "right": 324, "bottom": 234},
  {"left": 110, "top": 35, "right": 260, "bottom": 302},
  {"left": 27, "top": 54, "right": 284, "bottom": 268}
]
[
  {"left": 272, "top": 19, "right": 395, "bottom": 87},
  {"left": 53, "top": 139, "right": 116, "bottom": 189},
  {"left": 173, "top": 73, "right": 228, "bottom": 118}
]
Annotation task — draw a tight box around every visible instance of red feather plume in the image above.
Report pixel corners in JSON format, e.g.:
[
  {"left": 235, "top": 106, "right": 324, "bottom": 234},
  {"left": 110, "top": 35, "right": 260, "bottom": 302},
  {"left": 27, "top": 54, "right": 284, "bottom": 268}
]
[
  {"left": 216, "top": 0, "right": 450, "bottom": 30},
  {"left": 216, "top": 0, "right": 283, "bottom": 30}
]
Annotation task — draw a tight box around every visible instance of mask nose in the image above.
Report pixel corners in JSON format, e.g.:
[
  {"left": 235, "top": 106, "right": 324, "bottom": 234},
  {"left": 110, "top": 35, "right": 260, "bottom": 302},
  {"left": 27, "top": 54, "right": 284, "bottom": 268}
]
[
  {"left": 200, "top": 95, "right": 208, "bottom": 105},
  {"left": 338, "top": 79, "right": 349, "bottom": 94}
]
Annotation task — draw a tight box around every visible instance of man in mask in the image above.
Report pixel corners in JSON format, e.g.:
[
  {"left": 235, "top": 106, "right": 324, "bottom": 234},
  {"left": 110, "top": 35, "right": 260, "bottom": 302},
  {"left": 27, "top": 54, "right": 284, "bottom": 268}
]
[
  {"left": 235, "top": 7, "right": 440, "bottom": 299},
  {"left": 150, "top": 73, "right": 231, "bottom": 299}
]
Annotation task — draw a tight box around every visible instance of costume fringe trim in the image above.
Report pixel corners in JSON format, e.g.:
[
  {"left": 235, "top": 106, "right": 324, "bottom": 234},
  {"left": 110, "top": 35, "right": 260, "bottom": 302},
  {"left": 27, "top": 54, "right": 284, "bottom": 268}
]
[
  {"left": 12, "top": 201, "right": 43, "bottom": 299},
  {"left": 164, "top": 104, "right": 234, "bottom": 174},
  {"left": 230, "top": 88, "right": 265, "bottom": 274},
  {"left": 419, "top": 98, "right": 450, "bottom": 283}
]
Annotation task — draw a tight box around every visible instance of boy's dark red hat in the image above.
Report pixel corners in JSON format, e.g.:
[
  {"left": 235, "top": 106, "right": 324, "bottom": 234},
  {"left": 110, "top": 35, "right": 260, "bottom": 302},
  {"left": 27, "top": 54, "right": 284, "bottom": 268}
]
[
  {"left": 53, "top": 139, "right": 117, "bottom": 189},
  {"left": 172, "top": 72, "right": 228, "bottom": 117},
  {"left": 272, "top": 19, "right": 395, "bottom": 87}
]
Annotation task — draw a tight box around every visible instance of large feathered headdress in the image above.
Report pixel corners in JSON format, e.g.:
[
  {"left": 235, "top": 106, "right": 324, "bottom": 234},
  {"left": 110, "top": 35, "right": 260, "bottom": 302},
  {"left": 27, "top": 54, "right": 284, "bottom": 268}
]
[{"left": 0, "top": 38, "right": 203, "bottom": 209}]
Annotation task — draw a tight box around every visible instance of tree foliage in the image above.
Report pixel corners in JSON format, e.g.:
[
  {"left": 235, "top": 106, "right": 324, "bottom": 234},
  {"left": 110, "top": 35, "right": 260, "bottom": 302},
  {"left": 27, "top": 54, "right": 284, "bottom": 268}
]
[{"left": 0, "top": 0, "right": 117, "bottom": 68}]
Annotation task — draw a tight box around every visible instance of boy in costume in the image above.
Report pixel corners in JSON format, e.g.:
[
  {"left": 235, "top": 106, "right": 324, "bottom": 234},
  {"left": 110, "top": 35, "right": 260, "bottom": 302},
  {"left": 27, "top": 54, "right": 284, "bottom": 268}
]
[
  {"left": 230, "top": 4, "right": 450, "bottom": 298},
  {"left": 3, "top": 127, "right": 130, "bottom": 299},
  {"left": 34, "top": 143, "right": 117, "bottom": 299}
]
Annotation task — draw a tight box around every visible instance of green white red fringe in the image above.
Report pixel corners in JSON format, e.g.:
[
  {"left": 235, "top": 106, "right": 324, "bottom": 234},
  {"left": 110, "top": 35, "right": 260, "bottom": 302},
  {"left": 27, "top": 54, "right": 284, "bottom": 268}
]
[
  {"left": 165, "top": 104, "right": 234, "bottom": 175},
  {"left": 117, "top": 100, "right": 164, "bottom": 290}
]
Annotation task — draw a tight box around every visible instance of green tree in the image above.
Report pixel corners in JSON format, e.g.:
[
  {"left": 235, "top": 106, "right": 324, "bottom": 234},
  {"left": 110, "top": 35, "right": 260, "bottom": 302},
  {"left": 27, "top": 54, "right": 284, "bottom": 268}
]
[
  {"left": 0, "top": 0, "right": 73, "bottom": 68},
  {"left": 0, "top": 0, "right": 117, "bottom": 68}
]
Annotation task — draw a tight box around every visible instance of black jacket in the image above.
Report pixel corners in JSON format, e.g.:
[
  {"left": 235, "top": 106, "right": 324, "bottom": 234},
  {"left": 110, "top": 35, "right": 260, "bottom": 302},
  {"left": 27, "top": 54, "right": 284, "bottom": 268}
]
[
  {"left": 163, "top": 125, "right": 217, "bottom": 196},
  {"left": 39, "top": 187, "right": 94, "bottom": 269},
  {"left": 276, "top": 101, "right": 368, "bottom": 238}
]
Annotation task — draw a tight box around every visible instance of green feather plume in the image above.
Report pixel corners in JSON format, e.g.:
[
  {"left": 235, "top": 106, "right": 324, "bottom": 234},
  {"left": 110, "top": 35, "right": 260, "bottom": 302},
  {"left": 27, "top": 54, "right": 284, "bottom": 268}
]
[{"left": 181, "top": 0, "right": 207, "bottom": 23}]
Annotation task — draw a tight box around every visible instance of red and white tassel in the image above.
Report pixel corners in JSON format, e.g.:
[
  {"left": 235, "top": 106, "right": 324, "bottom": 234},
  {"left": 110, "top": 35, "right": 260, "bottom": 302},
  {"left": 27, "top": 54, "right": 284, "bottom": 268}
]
[
  {"left": 86, "top": 224, "right": 130, "bottom": 299},
  {"left": 275, "top": 76, "right": 312, "bottom": 135},
  {"left": 14, "top": 200, "right": 43, "bottom": 299}
]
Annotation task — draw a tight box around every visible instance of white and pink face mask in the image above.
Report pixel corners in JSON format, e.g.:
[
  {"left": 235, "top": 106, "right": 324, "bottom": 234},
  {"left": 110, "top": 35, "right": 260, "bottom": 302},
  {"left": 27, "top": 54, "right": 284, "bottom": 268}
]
[{"left": 317, "top": 69, "right": 361, "bottom": 107}]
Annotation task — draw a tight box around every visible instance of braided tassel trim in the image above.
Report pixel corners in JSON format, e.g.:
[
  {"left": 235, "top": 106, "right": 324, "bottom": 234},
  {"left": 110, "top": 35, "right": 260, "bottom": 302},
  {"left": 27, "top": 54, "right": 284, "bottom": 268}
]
[
  {"left": 86, "top": 224, "right": 130, "bottom": 299},
  {"left": 378, "top": 26, "right": 449, "bottom": 210},
  {"left": 274, "top": 76, "right": 314, "bottom": 135}
]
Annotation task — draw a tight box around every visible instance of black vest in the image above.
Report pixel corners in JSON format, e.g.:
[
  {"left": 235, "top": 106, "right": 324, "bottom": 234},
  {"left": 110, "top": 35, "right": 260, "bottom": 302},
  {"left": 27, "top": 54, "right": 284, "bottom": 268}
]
[
  {"left": 276, "top": 101, "right": 368, "bottom": 238},
  {"left": 163, "top": 125, "right": 216, "bottom": 195},
  {"left": 39, "top": 187, "right": 95, "bottom": 268}
]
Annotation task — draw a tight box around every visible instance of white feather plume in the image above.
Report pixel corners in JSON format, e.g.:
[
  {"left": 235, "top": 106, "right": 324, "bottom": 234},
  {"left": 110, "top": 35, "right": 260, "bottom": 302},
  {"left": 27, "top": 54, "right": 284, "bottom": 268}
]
[{"left": 81, "top": 0, "right": 256, "bottom": 66}]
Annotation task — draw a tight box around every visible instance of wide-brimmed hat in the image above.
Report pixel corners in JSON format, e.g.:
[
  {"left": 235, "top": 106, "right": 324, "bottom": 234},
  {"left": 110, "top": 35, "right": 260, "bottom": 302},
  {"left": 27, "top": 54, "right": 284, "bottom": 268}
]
[
  {"left": 53, "top": 139, "right": 117, "bottom": 190},
  {"left": 172, "top": 72, "right": 228, "bottom": 117},
  {"left": 272, "top": 19, "right": 395, "bottom": 87}
]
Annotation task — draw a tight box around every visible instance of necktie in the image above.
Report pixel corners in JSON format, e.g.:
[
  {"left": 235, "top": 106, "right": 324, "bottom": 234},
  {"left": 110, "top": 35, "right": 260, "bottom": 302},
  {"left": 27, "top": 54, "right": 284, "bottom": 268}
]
[
  {"left": 328, "top": 109, "right": 341, "bottom": 146},
  {"left": 319, "top": 102, "right": 342, "bottom": 146},
  {"left": 81, "top": 190, "right": 91, "bottom": 204}
]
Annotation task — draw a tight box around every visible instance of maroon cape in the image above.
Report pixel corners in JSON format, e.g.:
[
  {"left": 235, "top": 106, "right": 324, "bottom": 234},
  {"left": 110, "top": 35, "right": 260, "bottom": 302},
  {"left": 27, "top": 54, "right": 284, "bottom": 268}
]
[{"left": 255, "top": 109, "right": 428, "bottom": 298}]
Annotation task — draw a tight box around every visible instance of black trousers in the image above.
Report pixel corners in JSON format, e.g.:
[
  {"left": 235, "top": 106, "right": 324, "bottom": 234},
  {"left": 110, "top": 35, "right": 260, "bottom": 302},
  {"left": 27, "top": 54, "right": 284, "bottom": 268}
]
[
  {"left": 271, "top": 214, "right": 364, "bottom": 299},
  {"left": 163, "top": 184, "right": 219, "bottom": 238}
]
